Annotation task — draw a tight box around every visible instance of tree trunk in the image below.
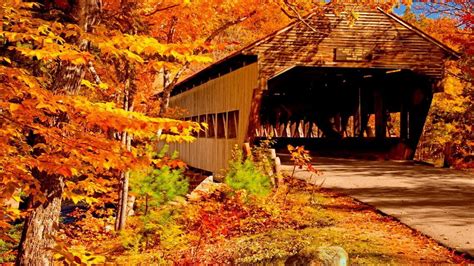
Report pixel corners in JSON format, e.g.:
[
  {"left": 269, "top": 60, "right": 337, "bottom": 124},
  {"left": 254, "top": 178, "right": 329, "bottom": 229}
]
[
  {"left": 115, "top": 169, "right": 130, "bottom": 230},
  {"left": 51, "top": 0, "right": 101, "bottom": 94},
  {"left": 158, "top": 67, "right": 172, "bottom": 117},
  {"left": 16, "top": 173, "right": 64, "bottom": 266},
  {"left": 443, "top": 142, "right": 453, "bottom": 168},
  {"left": 113, "top": 0, "right": 140, "bottom": 231},
  {"left": 158, "top": 64, "right": 189, "bottom": 117},
  {"left": 114, "top": 171, "right": 124, "bottom": 231},
  {"left": 16, "top": 1, "right": 101, "bottom": 264},
  {"left": 115, "top": 64, "right": 136, "bottom": 231}
]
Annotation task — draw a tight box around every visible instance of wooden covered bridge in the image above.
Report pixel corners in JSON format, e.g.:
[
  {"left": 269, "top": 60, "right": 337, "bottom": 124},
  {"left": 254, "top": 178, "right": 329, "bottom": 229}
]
[{"left": 168, "top": 5, "right": 458, "bottom": 173}]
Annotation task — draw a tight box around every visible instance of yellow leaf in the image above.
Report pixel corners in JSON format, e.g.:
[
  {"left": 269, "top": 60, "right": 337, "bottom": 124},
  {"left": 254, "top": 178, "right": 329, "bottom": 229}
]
[
  {"left": 9, "top": 103, "right": 20, "bottom": 111},
  {"left": 81, "top": 79, "right": 94, "bottom": 89},
  {"left": 124, "top": 50, "right": 144, "bottom": 63},
  {"left": 38, "top": 25, "right": 49, "bottom": 35},
  {"left": 0, "top": 57, "right": 11, "bottom": 64},
  {"left": 98, "top": 83, "right": 108, "bottom": 90},
  {"left": 36, "top": 103, "right": 56, "bottom": 112},
  {"left": 71, "top": 57, "right": 86, "bottom": 65},
  {"left": 12, "top": 195, "right": 21, "bottom": 203},
  {"left": 103, "top": 160, "right": 112, "bottom": 170},
  {"left": 23, "top": 2, "right": 41, "bottom": 8},
  {"left": 84, "top": 196, "right": 98, "bottom": 205},
  {"left": 70, "top": 193, "right": 82, "bottom": 204}
]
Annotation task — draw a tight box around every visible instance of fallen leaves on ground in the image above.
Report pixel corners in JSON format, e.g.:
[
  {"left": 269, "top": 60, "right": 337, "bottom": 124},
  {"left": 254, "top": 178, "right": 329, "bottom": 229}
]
[{"left": 61, "top": 179, "right": 472, "bottom": 264}]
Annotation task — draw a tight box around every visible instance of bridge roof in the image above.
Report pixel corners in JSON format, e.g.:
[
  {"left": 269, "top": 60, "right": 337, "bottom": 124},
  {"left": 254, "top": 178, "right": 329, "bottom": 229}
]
[{"left": 173, "top": 5, "right": 458, "bottom": 96}]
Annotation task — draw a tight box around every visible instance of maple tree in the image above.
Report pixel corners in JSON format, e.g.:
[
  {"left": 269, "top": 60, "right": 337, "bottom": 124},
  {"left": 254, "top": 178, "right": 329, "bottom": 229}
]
[
  {"left": 0, "top": 0, "right": 204, "bottom": 263},
  {"left": 100, "top": 0, "right": 294, "bottom": 229}
]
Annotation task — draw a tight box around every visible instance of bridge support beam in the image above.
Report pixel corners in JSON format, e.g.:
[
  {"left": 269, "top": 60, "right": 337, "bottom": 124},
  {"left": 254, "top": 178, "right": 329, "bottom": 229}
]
[{"left": 374, "top": 87, "right": 386, "bottom": 138}]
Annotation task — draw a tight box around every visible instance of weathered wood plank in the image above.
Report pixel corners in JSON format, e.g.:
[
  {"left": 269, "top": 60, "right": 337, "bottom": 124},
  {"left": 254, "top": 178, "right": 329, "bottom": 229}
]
[
  {"left": 169, "top": 63, "right": 258, "bottom": 173},
  {"left": 245, "top": 7, "right": 449, "bottom": 79}
]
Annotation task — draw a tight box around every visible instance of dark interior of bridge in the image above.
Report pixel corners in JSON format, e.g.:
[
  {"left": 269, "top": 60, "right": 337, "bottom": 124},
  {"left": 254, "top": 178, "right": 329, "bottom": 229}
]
[{"left": 257, "top": 66, "right": 433, "bottom": 160}]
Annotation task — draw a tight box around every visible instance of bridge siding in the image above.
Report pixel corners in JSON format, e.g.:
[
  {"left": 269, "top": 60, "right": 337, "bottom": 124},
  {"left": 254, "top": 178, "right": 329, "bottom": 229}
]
[{"left": 169, "top": 63, "right": 258, "bottom": 173}]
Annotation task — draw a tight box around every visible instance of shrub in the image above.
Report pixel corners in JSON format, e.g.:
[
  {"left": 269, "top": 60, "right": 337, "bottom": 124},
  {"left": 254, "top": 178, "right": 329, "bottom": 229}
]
[
  {"left": 131, "top": 166, "right": 188, "bottom": 212},
  {"left": 123, "top": 145, "right": 189, "bottom": 251},
  {"left": 225, "top": 146, "right": 271, "bottom": 197},
  {"left": 287, "top": 145, "right": 322, "bottom": 178},
  {"left": 130, "top": 145, "right": 189, "bottom": 214},
  {"left": 120, "top": 207, "right": 187, "bottom": 252}
]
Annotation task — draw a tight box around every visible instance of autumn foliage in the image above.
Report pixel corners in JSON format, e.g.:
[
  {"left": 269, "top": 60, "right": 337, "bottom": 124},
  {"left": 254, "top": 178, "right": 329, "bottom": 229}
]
[
  {"left": 0, "top": 0, "right": 205, "bottom": 263},
  {"left": 406, "top": 2, "right": 473, "bottom": 168}
]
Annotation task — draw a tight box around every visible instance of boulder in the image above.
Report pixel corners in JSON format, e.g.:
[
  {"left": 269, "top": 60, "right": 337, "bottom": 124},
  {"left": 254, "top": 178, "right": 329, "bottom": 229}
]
[
  {"left": 187, "top": 176, "right": 230, "bottom": 202},
  {"left": 285, "top": 246, "right": 348, "bottom": 266},
  {"left": 316, "top": 246, "right": 348, "bottom": 266}
]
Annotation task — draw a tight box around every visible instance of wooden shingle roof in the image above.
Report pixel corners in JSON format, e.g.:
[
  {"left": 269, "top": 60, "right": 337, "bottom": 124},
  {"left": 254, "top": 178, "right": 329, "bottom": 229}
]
[{"left": 173, "top": 5, "right": 458, "bottom": 95}]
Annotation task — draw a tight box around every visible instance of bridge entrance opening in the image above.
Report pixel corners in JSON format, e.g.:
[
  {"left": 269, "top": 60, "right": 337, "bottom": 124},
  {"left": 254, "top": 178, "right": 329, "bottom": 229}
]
[{"left": 256, "top": 66, "right": 433, "bottom": 160}]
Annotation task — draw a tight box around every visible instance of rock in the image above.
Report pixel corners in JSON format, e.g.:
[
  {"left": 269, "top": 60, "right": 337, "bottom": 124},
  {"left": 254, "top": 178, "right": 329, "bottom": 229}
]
[
  {"left": 317, "top": 246, "right": 348, "bottom": 266},
  {"left": 285, "top": 246, "right": 348, "bottom": 266},
  {"left": 187, "top": 176, "right": 229, "bottom": 202},
  {"left": 126, "top": 195, "right": 135, "bottom": 216},
  {"left": 194, "top": 175, "right": 214, "bottom": 190},
  {"left": 104, "top": 224, "right": 113, "bottom": 232}
]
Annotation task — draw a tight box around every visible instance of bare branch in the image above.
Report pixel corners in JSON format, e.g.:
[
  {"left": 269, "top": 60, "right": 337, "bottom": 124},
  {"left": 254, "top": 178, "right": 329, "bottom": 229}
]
[
  {"left": 282, "top": 0, "right": 318, "bottom": 33},
  {"left": 280, "top": 7, "right": 297, "bottom": 19},
  {"left": 167, "top": 16, "right": 178, "bottom": 43},
  {"left": 144, "top": 3, "right": 180, "bottom": 16},
  {"left": 158, "top": 62, "right": 190, "bottom": 116},
  {"left": 87, "top": 61, "right": 101, "bottom": 84},
  {"left": 205, "top": 10, "right": 257, "bottom": 43},
  {"left": 169, "top": 62, "right": 190, "bottom": 89}
]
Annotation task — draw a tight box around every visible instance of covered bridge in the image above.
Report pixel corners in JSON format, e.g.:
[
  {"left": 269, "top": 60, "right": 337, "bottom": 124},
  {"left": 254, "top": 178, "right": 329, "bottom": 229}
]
[{"left": 168, "top": 5, "right": 458, "bottom": 174}]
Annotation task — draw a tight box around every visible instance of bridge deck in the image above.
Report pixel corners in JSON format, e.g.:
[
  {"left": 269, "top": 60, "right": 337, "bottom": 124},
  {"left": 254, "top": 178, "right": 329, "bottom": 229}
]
[{"left": 282, "top": 157, "right": 474, "bottom": 256}]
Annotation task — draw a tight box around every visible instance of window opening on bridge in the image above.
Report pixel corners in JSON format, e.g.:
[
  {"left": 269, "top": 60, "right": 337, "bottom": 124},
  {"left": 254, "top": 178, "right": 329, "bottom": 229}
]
[
  {"left": 387, "top": 112, "right": 400, "bottom": 138},
  {"left": 217, "top": 113, "right": 226, "bottom": 138},
  {"left": 207, "top": 113, "right": 216, "bottom": 138},
  {"left": 363, "top": 114, "right": 375, "bottom": 138},
  {"left": 227, "top": 110, "right": 239, "bottom": 139},
  {"left": 198, "top": 115, "right": 206, "bottom": 138},
  {"left": 191, "top": 116, "right": 198, "bottom": 137}
]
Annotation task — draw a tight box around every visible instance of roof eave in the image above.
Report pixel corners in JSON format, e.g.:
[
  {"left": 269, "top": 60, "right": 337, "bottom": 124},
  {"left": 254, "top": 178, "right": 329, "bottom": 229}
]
[{"left": 377, "top": 7, "right": 460, "bottom": 60}]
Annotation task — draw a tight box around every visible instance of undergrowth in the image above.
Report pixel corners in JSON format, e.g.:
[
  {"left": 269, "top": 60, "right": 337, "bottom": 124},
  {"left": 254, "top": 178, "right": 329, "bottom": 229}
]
[
  {"left": 0, "top": 224, "right": 21, "bottom": 263},
  {"left": 224, "top": 146, "right": 272, "bottom": 197},
  {"left": 49, "top": 146, "right": 471, "bottom": 265}
]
